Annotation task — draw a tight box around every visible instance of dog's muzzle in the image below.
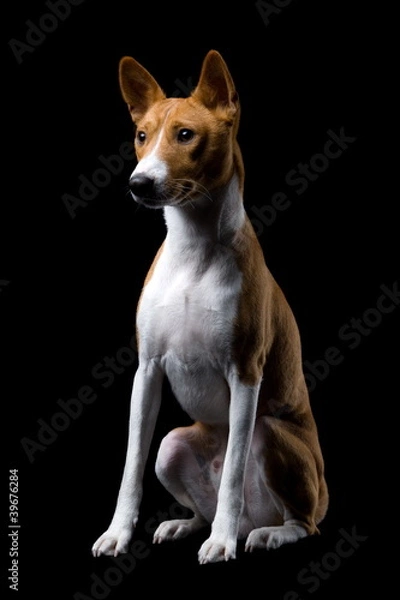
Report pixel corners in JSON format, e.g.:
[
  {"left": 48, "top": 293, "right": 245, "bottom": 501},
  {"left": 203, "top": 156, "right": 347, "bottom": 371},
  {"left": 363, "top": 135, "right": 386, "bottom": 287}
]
[{"left": 129, "top": 172, "right": 200, "bottom": 208}]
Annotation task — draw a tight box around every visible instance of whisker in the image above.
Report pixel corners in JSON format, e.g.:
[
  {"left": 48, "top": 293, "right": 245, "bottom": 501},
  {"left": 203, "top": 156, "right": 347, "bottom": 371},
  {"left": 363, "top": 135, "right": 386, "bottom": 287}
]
[
  {"left": 171, "top": 178, "right": 213, "bottom": 204},
  {"left": 194, "top": 182, "right": 213, "bottom": 202},
  {"left": 124, "top": 185, "right": 132, "bottom": 198}
]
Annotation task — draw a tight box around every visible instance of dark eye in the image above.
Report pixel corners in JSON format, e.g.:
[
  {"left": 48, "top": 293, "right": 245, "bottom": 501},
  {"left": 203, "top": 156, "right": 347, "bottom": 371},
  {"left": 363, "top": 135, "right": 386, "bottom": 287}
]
[
  {"left": 136, "top": 131, "right": 146, "bottom": 144},
  {"left": 177, "top": 128, "right": 194, "bottom": 143}
]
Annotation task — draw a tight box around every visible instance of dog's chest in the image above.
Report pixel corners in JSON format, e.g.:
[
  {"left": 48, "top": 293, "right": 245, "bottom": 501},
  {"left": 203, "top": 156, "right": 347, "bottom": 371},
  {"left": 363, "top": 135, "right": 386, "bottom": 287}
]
[
  {"left": 138, "top": 245, "right": 241, "bottom": 361},
  {"left": 137, "top": 245, "right": 242, "bottom": 421}
]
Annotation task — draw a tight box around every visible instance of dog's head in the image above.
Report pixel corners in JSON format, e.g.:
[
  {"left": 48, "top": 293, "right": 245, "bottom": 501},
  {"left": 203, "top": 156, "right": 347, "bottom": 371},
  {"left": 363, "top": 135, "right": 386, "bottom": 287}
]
[{"left": 119, "top": 51, "right": 240, "bottom": 208}]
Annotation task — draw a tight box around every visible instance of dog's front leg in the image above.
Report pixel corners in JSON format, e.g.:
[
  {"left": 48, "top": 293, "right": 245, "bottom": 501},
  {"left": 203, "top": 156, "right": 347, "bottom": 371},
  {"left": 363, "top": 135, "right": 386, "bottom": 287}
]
[
  {"left": 92, "top": 359, "right": 163, "bottom": 557},
  {"left": 198, "top": 375, "right": 260, "bottom": 564}
]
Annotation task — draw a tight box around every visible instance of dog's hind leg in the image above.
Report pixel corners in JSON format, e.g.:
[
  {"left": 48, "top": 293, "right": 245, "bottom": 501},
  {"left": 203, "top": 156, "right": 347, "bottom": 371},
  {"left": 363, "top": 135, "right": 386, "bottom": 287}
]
[
  {"left": 245, "top": 415, "right": 328, "bottom": 552},
  {"left": 153, "top": 422, "right": 226, "bottom": 543}
]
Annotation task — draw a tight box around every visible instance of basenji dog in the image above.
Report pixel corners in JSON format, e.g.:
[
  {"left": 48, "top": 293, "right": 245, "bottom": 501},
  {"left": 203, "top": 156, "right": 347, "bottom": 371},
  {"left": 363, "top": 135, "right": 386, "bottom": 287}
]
[{"left": 92, "top": 50, "right": 328, "bottom": 564}]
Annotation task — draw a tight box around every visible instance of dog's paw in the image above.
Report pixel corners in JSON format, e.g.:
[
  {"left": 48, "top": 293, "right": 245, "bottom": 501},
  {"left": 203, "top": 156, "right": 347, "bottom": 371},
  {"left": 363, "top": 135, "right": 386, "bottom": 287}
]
[
  {"left": 92, "top": 526, "right": 133, "bottom": 557},
  {"left": 245, "top": 524, "right": 307, "bottom": 552},
  {"left": 245, "top": 527, "right": 282, "bottom": 552},
  {"left": 198, "top": 535, "right": 236, "bottom": 564},
  {"left": 153, "top": 518, "right": 201, "bottom": 544}
]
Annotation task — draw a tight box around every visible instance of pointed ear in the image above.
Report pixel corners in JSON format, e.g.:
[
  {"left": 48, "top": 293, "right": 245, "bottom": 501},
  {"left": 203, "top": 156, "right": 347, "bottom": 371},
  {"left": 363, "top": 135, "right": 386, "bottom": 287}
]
[
  {"left": 192, "top": 50, "right": 239, "bottom": 117},
  {"left": 119, "top": 56, "right": 165, "bottom": 123}
]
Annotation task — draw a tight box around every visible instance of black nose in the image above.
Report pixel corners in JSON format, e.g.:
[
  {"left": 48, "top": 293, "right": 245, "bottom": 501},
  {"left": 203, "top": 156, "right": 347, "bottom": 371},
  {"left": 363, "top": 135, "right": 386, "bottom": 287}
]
[{"left": 129, "top": 174, "right": 155, "bottom": 198}]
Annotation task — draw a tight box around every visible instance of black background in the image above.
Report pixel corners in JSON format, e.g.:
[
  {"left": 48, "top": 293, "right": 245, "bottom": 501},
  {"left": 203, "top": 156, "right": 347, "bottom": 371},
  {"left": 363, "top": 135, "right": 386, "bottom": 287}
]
[{"left": 2, "top": 1, "right": 396, "bottom": 598}]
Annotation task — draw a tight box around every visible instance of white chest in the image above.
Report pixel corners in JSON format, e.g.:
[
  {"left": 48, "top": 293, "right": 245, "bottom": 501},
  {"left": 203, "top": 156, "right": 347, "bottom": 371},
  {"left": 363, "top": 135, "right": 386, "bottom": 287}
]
[{"left": 137, "top": 243, "right": 242, "bottom": 423}]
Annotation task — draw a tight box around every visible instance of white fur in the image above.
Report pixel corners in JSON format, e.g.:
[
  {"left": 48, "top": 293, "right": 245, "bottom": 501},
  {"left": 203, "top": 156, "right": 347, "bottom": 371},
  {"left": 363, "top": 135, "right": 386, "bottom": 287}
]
[
  {"left": 131, "top": 123, "right": 168, "bottom": 183},
  {"left": 139, "top": 177, "right": 246, "bottom": 426}
]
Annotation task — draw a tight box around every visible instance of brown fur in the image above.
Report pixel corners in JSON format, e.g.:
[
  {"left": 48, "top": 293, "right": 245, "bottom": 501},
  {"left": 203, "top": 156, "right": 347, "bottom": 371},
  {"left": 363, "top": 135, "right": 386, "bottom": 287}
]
[{"left": 232, "top": 214, "right": 328, "bottom": 531}]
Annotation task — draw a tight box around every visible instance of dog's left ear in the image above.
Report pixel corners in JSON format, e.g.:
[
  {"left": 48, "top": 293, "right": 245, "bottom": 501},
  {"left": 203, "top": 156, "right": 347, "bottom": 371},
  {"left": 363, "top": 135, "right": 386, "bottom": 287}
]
[
  {"left": 192, "top": 50, "right": 239, "bottom": 118},
  {"left": 119, "top": 56, "right": 165, "bottom": 123}
]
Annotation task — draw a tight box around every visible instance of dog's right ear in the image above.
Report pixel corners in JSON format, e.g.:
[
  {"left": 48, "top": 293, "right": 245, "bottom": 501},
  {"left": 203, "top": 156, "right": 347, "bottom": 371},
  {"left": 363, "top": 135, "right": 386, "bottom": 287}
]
[{"left": 119, "top": 57, "right": 165, "bottom": 123}]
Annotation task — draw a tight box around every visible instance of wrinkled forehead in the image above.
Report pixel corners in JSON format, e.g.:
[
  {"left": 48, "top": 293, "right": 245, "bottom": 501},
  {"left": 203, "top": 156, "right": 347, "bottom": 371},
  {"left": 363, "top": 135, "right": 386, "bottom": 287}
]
[{"left": 138, "top": 97, "right": 211, "bottom": 131}]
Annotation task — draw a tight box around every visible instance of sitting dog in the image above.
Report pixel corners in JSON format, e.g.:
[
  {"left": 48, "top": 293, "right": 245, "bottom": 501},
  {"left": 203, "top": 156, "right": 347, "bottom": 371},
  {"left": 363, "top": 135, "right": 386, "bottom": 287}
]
[{"left": 92, "top": 50, "right": 328, "bottom": 564}]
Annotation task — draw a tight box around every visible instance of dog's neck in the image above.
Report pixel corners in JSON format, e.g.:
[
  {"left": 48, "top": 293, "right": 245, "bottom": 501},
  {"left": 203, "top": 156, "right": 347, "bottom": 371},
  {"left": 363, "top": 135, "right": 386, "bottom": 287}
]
[{"left": 163, "top": 173, "right": 245, "bottom": 260}]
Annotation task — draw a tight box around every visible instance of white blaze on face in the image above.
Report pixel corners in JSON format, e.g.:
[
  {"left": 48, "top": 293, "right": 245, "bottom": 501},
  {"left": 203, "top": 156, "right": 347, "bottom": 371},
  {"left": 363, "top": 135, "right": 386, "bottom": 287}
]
[{"left": 131, "top": 121, "right": 169, "bottom": 185}]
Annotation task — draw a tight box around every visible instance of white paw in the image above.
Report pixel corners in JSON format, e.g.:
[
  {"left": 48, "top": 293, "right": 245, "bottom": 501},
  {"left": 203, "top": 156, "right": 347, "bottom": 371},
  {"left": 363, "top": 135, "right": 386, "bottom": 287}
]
[
  {"left": 198, "top": 535, "right": 236, "bottom": 564},
  {"left": 245, "top": 527, "right": 282, "bottom": 551},
  {"left": 153, "top": 519, "right": 196, "bottom": 544},
  {"left": 92, "top": 526, "right": 133, "bottom": 557},
  {"left": 245, "top": 525, "right": 307, "bottom": 552}
]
